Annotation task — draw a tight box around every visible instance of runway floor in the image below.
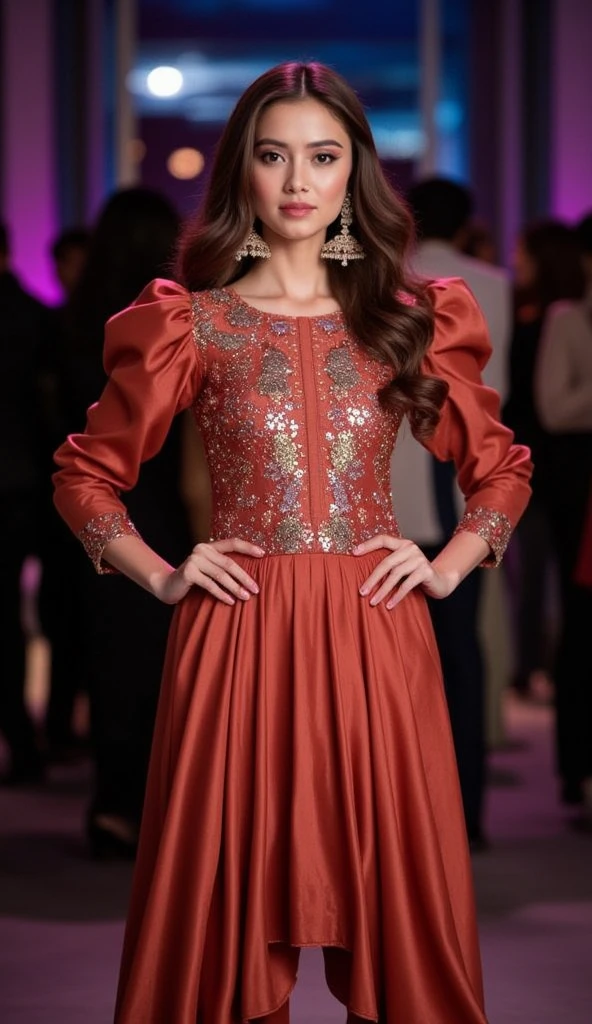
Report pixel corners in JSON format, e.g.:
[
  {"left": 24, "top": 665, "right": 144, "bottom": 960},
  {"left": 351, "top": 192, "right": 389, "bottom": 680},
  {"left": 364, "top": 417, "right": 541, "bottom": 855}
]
[{"left": 1, "top": 691, "right": 591, "bottom": 1023}]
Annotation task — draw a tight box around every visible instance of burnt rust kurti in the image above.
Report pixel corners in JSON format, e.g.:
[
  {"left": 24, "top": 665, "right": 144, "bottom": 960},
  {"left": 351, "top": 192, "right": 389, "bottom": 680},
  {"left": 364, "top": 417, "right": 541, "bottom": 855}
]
[{"left": 54, "top": 278, "right": 531, "bottom": 1024}]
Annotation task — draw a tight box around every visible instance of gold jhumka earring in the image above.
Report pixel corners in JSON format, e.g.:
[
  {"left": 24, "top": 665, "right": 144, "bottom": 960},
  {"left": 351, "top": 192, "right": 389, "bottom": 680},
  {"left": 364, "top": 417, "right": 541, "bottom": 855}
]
[
  {"left": 320, "top": 192, "right": 366, "bottom": 266},
  {"left": 234, "top": 228, "right": 271, "bottom": 261}
]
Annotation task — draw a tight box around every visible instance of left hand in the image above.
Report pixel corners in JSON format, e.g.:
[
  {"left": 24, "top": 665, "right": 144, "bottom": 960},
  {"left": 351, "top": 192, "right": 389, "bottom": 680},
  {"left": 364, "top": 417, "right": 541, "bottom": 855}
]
[{"left": 353, "top": 534, "right": 458, "bottom": 610}]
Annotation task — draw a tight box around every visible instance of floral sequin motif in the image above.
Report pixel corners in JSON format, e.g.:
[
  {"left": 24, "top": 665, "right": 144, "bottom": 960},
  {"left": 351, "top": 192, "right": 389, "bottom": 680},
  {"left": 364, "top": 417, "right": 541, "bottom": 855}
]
[
  {"left": 454, "top": 506, "right": 512, "bottom": 566},
  {"left": 257, "top": 347, "right": 292, "bottom": 400},
  {"left": 79, "top": 512, "right": 140, "bottom": 574}
]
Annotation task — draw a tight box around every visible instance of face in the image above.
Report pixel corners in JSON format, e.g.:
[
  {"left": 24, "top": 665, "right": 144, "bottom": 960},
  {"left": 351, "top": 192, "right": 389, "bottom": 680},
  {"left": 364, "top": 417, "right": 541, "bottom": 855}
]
[
  {"left": 56, "top": 247, "right": 88, "bottom": 296},
  {"left": 250, "top": 98, "right": 353, "bottom": 245},
  {"left": 512, "top": 236, "right": 537, "bottom": 289}
]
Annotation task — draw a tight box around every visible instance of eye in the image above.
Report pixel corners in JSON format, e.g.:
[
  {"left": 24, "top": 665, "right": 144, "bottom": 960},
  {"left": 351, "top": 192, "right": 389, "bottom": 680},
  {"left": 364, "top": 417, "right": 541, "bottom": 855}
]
[
  {"left": 313, "top": 152, "right": 337, "bottom": 165},
  {"left": 259, "top": 151, "right": 284, "bottom": 164}
]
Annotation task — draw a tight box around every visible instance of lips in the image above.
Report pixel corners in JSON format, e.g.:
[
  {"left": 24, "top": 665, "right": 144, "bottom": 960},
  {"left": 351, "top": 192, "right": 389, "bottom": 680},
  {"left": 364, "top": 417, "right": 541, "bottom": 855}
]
[{"left": 279, "top": 203, "right": 315, "bottom": 211}]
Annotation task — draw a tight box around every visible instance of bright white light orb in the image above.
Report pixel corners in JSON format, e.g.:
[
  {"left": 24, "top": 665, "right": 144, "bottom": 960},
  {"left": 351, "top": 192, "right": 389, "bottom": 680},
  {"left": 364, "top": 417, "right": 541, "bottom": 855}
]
[
  {"left": 147, "top": 66, "right": 183, "bottom": 98},
  {"left": 167, "top": 148, "right": 205, "bottom": 180}
]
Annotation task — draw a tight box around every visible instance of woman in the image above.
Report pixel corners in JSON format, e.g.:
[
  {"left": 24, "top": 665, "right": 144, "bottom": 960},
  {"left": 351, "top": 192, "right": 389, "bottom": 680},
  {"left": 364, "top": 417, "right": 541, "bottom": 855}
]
[
  {"left": 50, "top": 187, "right": 195, "bottom": 856},
  {"left": 535, "top": 211, "right": 592, "bottom": 822},
  {"left": 54, "top": 64, "right": 531, "bottom": 1023},
  {"left": 503, "top": 220, "right": 585, "bottom": 699}
]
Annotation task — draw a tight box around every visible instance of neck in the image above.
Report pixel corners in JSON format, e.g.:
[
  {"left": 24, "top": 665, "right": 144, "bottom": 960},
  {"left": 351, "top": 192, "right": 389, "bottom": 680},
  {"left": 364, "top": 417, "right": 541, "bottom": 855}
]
[{"left": 243, "top": 235, "right": 333, "bottom": 302}]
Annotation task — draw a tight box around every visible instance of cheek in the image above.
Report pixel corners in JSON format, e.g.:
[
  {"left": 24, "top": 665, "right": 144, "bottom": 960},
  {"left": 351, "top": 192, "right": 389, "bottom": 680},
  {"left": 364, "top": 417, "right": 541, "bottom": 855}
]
[{"left": 250, "top": 164, "right": 284, "bottom": 209}]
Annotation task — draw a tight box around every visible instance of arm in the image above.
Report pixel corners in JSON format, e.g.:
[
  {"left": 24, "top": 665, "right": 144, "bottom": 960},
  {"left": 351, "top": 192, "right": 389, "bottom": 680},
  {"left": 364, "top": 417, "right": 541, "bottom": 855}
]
[
  {"left": 53, "top": 279, "right": 263, "bottom": 603},
  {"left": 535, "top": 303, "right": 592, "bottom": 432},
  {"left": 53, "top": 279, "right": 200, "bottom": 572},
  {"left": 355, "top": 278, "right": 532, "bottom": 606}
]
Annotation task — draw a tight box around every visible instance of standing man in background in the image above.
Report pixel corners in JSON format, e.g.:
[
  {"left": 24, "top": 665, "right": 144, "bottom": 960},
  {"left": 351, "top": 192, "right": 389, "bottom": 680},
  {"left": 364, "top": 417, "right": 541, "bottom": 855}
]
[
  {"left": 391, "top": 177, "right": 512, "bottom": 849},
  {"left": 0, "top": 222, "right": 48, "bottom": 784}
]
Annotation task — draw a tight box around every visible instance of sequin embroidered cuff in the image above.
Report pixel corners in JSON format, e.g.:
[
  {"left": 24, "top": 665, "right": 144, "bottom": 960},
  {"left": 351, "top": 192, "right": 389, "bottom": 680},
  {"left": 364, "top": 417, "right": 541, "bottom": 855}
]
[
  {"left": 453, "top": 506, "right": 513, "bottom": 567},
  {"left": 79, "top": 512, "right": 141, "bottom": 574}
]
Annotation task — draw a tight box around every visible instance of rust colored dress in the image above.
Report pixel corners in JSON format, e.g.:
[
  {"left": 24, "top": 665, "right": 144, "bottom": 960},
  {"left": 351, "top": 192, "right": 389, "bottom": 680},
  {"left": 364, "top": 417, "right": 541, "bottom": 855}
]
[{"left": 53, "top": 277, "right": 532, "bottom": 1024}]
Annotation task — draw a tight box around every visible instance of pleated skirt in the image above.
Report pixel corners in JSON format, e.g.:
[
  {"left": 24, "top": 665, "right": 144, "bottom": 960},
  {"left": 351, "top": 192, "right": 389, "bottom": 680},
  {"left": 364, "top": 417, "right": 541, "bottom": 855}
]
[{"left": 114, "top": 552, "right": 488, "bottom": 1024}]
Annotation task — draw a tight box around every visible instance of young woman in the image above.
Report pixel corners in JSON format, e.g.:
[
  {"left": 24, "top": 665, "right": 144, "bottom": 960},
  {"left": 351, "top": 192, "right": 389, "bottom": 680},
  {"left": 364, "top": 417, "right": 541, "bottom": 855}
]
[{"left": 53, "top": 62, "right": 532, "bottom": 1024}]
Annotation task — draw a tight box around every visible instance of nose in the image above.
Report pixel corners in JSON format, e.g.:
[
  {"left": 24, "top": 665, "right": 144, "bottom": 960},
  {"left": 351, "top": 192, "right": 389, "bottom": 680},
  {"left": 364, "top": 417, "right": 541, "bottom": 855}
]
[{"left": 284, "top": 160, "right": 310, "bottom": 193}]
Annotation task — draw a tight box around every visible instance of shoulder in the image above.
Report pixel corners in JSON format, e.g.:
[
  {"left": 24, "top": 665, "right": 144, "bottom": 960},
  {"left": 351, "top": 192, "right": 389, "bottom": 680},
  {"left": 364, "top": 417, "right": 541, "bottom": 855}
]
[
  {"left": 103, "top": 278, "right": 199, "bottom": 373},
  {"left": 423, "top": 277, "right": 492, "bottom": 373}
]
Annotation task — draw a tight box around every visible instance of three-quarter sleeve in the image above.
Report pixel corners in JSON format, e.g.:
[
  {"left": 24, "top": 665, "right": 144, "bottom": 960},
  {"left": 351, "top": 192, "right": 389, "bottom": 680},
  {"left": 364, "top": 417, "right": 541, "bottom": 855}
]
[
  {"left": 418, "top": 278, "right": 532, "bottom": 565},
  {"left": 53, "top": 279, "right": 203, "bottom": 572}
]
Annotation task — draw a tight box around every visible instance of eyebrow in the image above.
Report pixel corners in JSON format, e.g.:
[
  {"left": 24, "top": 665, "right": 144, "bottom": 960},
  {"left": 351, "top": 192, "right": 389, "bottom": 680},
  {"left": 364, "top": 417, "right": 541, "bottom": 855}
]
[{"left": 254, "top": 137, "right": 344, "bottom": 149}]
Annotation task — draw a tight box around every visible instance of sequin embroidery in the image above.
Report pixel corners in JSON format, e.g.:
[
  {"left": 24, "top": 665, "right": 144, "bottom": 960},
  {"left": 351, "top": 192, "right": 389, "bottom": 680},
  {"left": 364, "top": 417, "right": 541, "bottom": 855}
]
[
  {"left": 454, "top": 506, "right": 512, "bottom": 566},
  {"left": 79, "top": 512, "right": 140, "bottom": 574}
]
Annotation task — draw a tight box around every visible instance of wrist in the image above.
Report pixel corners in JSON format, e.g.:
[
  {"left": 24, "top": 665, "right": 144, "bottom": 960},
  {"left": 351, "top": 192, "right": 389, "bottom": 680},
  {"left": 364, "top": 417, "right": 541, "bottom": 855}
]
[
  {"left": 432, "top": 563, "right": 461, "bottom": 596},
  {"left": 150, "top": 565, "right": 177, "bottom": 602}
]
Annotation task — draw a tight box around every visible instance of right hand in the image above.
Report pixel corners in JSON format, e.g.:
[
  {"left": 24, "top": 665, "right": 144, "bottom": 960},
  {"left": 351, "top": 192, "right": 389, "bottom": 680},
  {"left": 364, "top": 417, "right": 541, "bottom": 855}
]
[{"left": 155, "top": 538, "right": 265, "bottom": 606}]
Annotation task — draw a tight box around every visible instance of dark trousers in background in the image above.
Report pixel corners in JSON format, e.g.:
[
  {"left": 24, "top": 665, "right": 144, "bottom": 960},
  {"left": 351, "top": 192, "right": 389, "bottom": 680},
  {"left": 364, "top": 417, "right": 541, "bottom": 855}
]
[
  {"left": 546, "top": 436, "right": 592, "bottom": 797},
  {"left": 422, "top": 543, "right": 485, "bottom": 840},
  {"left": 37, "top": 508, "right": 88, "bottom": 751},
  {"left": 82, "top": 570, "right": 175, "bottom": 826},
  {"left": 512, "top": 498, "right": 556, "bottom": 684},
  {"left": 0, "top": 494, "right": 43, "bottom": 775}
]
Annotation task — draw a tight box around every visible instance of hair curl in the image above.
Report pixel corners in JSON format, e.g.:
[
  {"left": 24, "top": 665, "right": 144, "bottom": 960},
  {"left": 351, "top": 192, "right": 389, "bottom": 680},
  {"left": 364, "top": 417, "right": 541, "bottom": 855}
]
[{"left": 177, "top": 62, "right": 446, "bottom": 438}]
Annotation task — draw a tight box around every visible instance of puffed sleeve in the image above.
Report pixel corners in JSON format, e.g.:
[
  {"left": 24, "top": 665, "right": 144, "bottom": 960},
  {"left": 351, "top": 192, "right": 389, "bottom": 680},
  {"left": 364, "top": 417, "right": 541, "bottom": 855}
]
[
  {"left": 53, "top": 279, "right": 203, "bottom": 573},
  {"left": 418, "top": 278, "right": 532, "bottom": 565}
]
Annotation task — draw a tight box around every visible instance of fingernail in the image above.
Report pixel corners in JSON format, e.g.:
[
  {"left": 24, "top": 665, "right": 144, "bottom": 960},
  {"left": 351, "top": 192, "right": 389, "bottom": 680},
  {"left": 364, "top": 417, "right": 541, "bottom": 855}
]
[
  {"left": 370, "top": 596, "right": 379, "bottom": 606},
  {"left": 251, "top": 584, "right": 259, "bottom": 594},
  {"left": 359, "top": 586, "right": 369, "bottom": 596},
  {"left": 240, "top": 589, "right": 250, "bottom": 599}
]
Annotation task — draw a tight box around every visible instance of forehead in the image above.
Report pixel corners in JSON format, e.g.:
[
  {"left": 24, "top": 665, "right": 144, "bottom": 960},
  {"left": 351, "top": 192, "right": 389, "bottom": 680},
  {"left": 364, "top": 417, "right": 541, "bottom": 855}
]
[{"left": 255, "top": 97, "right": 350, "bottom": 145}]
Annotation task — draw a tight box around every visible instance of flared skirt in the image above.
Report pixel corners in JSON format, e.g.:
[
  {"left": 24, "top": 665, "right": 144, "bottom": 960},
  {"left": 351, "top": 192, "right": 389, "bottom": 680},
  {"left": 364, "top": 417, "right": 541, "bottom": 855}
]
[{"left": 114, "top": 552, "right": 487, "bottom": 1023}]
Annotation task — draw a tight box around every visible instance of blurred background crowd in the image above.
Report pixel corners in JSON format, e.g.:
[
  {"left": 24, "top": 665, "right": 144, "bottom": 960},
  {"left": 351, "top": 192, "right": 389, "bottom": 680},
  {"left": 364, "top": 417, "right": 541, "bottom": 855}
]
[{"left": 1, "top": 0, "right": 591, "bottom": 868}]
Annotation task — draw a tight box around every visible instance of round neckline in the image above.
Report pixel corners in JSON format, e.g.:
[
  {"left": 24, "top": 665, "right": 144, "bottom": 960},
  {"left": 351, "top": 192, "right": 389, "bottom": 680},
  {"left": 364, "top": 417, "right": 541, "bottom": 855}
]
[{"left": 223, "top": 286, "right": 344, "bottom": 323}]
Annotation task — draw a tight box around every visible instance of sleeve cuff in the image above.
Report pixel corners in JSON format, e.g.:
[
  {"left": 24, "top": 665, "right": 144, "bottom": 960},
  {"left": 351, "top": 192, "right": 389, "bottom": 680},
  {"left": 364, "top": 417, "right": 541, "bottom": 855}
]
[
  {"left": 453, "top": 506, "right": 512, "bottom": 567},
  {"left": 79, "top": 512, "right": 141, "bottom": 574}
]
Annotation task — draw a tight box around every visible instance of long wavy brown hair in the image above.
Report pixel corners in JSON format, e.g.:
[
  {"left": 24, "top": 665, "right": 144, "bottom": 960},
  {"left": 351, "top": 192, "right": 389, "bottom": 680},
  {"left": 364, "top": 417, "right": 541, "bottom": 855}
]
[{"left": 177, "top": 61, "right": 446, "bottom": 437}]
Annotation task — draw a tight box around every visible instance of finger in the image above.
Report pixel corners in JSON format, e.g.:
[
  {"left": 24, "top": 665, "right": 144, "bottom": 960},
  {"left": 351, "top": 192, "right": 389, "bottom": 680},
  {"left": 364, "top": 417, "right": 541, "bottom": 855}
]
[
  {"left": 200, "top": 563, "right": 254, "bottom": 601},
  {"left": 352, "top": 534, "right": 400, "bottom": 555},
  {"left": 386, "top": 566, "right": 431, "bottom": 609},
  {"left": 369, "top": 556, "right": 426, "bottom": 606},
  {"left": 196, "top": 574, "right": 236, "bottom": 605},
  {"left": 359, "top": 547, "right": 418, "bottom": 595},
  {"left": 204, "top": 551, "right": 260, "bottom": 594},
  {"left": 213, "top": 538, "right": 266, "bottom": 557}
]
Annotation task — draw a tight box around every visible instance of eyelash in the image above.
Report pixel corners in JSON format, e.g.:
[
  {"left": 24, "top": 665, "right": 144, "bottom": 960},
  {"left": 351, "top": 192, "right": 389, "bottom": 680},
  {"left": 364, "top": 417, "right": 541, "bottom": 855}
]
[{"left": 259, "top": 151, "right": 337, "bottom": 165}]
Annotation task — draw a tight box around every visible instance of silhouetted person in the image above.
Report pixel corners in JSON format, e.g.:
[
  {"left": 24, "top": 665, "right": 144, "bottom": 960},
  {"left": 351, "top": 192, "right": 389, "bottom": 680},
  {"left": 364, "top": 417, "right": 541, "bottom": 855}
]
[
  {"left": 36, "top": 227, "right": 92, "bottom": 760},
  {"left": 0, "top": 222, "right": 48, "bottom": 784},
  {"left": 535, "top": 213, "right": 592, "bottom": 817},
  {"left": 391, "top": 177, "right": 512, "bottom": 849},
  {"left": 55, "top": 188, "right": 194, "bottom": 856},
  {"left": 504, "top": 220, "right": 586, "bottom": 704}
]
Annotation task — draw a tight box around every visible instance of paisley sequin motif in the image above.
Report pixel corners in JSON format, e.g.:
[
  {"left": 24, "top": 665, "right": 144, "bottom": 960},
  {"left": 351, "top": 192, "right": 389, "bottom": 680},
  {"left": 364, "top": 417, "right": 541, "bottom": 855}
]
[
  {"left": 257, "top": 347, "right": 292, "bottom": 400},
  {"left": 326, "top": 346, "right": 360, "bottom": 394}
]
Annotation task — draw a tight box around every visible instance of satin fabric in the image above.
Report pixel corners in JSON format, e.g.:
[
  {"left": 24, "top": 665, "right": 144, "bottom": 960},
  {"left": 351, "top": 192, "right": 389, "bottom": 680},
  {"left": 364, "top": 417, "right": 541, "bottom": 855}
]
[
  {"left": 52, "top": 278, "right": 533, "bottom": 1022},
  {"left": 115, "top": 552, "right": 485, "bottom": 1023}
]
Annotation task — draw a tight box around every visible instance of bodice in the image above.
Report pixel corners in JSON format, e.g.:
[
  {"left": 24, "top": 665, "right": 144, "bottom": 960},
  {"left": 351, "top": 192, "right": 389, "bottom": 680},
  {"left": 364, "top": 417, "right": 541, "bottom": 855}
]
[{"left": 192, "top": 289, "right": 402, "bottom": 554}]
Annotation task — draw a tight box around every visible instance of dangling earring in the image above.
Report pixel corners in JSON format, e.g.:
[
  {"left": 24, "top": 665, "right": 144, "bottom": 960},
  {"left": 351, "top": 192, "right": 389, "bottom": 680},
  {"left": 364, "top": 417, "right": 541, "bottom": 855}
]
[
  {"left": 234, "top": 228, "right": 271, "bottom": 261},
  {"left": 320, "top": 192, "right": 366, "bottom": 266}
]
